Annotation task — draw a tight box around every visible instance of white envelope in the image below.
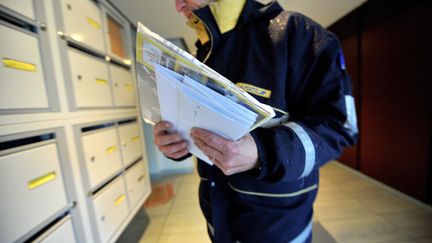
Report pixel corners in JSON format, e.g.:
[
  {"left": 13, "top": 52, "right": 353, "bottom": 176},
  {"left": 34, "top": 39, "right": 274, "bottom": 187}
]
[
  {"left": 177, "top": 85, "right": 251, "bottom": 164},
  {"left": 182, "top": 76, "right": 257, "bottom": 127},
  {"left": 154, "top": 63, "right": 254, "bottom": 165}
]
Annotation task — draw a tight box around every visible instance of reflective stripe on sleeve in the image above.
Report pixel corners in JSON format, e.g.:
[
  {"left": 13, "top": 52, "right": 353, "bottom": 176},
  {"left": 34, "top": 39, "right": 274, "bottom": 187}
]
[
  {"left": 284, "top": 122, "right": 315, "bottom": 178},
  {"left": 207, "top": 222, "right": 215, "bottom": 236},
  {"left": 290, "top": 220, "right": 313, "bottom": 243},
  {"left": 344, "top": 95, "right": 358, "bottom": 137}
]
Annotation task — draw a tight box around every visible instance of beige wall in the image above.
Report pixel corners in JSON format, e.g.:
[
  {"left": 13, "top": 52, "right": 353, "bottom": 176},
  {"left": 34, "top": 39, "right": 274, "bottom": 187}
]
[
  {"left": 110, "top": 0, "right": 197, "bottom": 52},
  {"left": 112, "top": 0, "right": 367, "bottom": 53}
]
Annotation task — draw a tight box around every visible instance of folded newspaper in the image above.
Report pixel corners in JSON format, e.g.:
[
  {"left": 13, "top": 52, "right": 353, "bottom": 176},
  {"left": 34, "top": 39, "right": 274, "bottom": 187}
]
[{"left": 135, "top": 22, "right": 275, "bottom": 163}]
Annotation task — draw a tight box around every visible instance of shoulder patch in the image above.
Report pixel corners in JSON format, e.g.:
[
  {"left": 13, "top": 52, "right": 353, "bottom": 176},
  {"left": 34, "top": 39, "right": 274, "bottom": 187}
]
[{"left": 236, "top": 82, "right": 272, "bottom": 98}]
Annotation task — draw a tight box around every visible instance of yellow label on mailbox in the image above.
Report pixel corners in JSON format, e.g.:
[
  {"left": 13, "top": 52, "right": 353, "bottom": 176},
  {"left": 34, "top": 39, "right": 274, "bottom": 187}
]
[
  {"left": 131, "top": 136, "right": 140, "bottom": 142},
  {"left": 3, "top": 58, "right": 37, "bottom": 72},
  {"left": 95, "top": 78, "right": 108, "bottom": 85},
  {"left": 106, "top": 145, "right": 118, "bottom": 154},
  {"left": 28, "top": 171, "right": 57, "bottom": 190},
  {"left": 114, "top": 194, "right": 125, "bottom": 206},
  {"left": 124, "top": 83, "right": 133, "bottom": 90},
  {"left": 86, "top": 17, "right": 100, "bottom": 29}
]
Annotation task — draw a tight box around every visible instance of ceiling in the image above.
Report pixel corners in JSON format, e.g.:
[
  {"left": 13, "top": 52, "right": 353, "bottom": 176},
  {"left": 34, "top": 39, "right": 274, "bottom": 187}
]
[{"left": 110, "top": 0, "right": 367, "bottom": 51}]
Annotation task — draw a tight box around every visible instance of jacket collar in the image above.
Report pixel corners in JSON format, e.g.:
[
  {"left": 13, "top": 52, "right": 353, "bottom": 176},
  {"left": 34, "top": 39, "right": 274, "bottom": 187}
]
[
  {"left": 208, "top": 0, "right": 246, "bottom": 34},
  {"left": 193, "top": 5, "right": 220, "bottom": 43},
  {"left": 193, "top": 0, "right": 283, "bottom": 37},
  {"left": 192, "top": 0, "right": 283, "bottom": 60},
  {"left": 237, "top": 0, "right": 283, "bottom": 28}
]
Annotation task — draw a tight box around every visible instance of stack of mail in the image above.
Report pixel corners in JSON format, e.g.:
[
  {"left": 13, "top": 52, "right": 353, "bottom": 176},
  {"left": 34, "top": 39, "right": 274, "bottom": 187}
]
[
  {"left": 154, "top": 63, "right": 258, "bottom": 165},
  {"left": 135, "top": 22, "right": 275, "bottom": 129},
  {"left": 135, "top": 22, "right": 276, "bottom": 165}
]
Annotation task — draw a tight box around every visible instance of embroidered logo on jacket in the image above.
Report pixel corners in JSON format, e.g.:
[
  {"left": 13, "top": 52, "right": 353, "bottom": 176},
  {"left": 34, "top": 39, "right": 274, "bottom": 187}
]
[{"left": 236, "top": 83, "right": 272, "bottom": 98}]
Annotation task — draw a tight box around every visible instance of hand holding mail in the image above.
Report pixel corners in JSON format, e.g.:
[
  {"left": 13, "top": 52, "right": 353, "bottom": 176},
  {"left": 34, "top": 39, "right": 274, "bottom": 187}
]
[
  {"left": 153, "top": 121, "right": 189, "bottom": 159},
  {"left": 190, "top": 127, "right": 259, "bottom": 176}
]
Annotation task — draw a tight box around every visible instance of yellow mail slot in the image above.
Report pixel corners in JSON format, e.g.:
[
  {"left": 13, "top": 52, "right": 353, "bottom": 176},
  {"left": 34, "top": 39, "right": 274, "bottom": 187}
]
[
  {"left": 114, "top": 194, "right": 125, "bottom": 206},
  {"left": 3, "top": 58, "right": 37, "bottom": 72},
  {"left": 86, "top": 17, "right": 100, "bottom": 29},
  {"left": 131, "top": 136, "right": 140, "bottom": 142},
  {"left": 137, "top": 174, "right": 145, "bottom": 182},
  {"left": 106, "top": 145, "right": 118, "bottom": 154},
  {"left": 95, "top": 78, "right": 108, "bottom": 85},
  {"left": 28, "top": 171, "right": 57, "bottom": 190}
]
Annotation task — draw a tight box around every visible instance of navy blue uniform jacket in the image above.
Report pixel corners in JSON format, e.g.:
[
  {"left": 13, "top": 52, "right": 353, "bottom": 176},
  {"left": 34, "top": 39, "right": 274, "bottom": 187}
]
[{"left": 181, "top": 1, "right": 358, "bottom": 242}]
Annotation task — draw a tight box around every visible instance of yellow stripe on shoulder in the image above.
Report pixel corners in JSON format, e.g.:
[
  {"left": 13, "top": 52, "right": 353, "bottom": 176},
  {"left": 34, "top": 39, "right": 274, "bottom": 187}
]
[{"left": 236, "top": 82, "right": 271, "bottom": 98}]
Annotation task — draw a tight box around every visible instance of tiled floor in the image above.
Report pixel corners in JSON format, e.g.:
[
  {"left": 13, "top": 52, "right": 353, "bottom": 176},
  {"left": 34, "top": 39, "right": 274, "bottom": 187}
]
[{"left": 139, "top": 161, "right": 432, "bottom": 243}]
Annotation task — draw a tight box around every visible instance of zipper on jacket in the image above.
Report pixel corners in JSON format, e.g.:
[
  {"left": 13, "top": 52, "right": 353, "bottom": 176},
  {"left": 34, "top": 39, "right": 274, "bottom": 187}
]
[{"left": 191, "top": 12, "right": 213, "bottom": 63}]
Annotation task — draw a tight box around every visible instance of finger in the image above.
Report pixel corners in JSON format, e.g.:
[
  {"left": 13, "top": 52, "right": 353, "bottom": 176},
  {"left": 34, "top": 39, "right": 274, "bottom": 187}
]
[
  {"left": 154, "top": 121, "right": 172, "bottom": 136},
  {"left": 165, "top": 148, "right": 189, "bottom": 159},
  {"left": 158, "top": 140, "right": 188, "bottom": 155},
  {"left": 191, "top": 127, "right": 228, "bottom": 152},
  {"left": 193, "top": 136, "right": 224, "bottom": 162},
  {"left": 154, "top": 133, "right": 183, "bottom": 146}
]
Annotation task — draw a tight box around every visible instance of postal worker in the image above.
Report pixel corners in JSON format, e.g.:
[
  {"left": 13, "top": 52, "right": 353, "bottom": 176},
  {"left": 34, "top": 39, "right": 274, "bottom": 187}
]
[{"left": 153, "top": 0, "right": 358, "bottom": 242}]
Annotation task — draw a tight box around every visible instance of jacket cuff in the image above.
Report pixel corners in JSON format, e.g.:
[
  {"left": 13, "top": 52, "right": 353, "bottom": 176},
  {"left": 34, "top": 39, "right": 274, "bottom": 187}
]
[{"left": 250, "top": 129, "right": 269, "bottom": 179}]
